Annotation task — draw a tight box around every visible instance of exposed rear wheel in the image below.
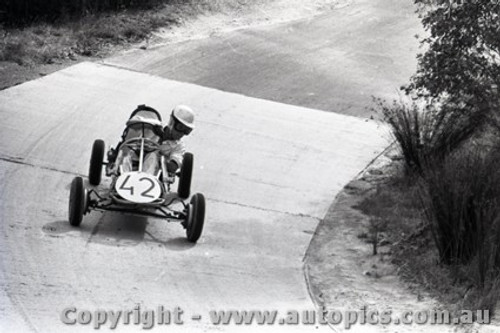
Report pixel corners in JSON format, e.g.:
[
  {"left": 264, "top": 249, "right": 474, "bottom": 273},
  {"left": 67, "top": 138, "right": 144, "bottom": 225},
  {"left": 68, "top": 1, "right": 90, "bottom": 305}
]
[
  {"left": 89, "top": 139, "right": 105, "bottom": 185},
  {"left": 69, "top": 177, "right": 86, "bottom": 227},
  {"left": 186, "top": 193, "right": 205, "bottom": 243},
  {"left": 177, "top": 152, "right": 193, "bottom": 199}
]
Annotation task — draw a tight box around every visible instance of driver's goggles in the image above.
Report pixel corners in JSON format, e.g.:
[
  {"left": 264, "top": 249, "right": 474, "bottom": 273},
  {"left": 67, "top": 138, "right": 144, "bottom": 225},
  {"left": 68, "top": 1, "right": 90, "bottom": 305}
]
[{"left": 173, "top": 120, "right": 193, "bottom": 135}]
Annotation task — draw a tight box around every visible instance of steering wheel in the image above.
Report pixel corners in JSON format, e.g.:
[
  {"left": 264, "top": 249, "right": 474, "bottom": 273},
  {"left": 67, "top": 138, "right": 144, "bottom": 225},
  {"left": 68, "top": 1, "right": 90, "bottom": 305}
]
[{"left": 122, "top": 137, "right": 160, "bottom": 152}]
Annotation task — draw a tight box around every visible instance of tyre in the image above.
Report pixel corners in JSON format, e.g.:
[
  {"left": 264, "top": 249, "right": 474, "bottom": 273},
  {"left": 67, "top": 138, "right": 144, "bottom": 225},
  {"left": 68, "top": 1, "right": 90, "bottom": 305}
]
[
  {"left": 186, "top": 193, "right": 205, "bottom": 243},
  {"left": 69, "top": 177, "right": 85, "bottom": 227},
  {"left": 89, "top": 139, "right": 105, "bottom": 186},
  {"left": 177, "top": 152, "right": 193, "bottom": 199}
]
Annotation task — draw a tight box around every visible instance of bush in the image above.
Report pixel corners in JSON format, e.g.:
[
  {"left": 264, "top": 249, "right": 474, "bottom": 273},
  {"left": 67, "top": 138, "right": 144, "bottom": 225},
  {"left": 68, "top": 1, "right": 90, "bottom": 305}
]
[
  {"left": 370, "top": 0, "right": 500, "bottom": 317},
  {"left": 419, "top": 148, "right": 500, "bottom": 285},
  {"left": 375, "top": 98, "right": 485, "bottom": 175}
]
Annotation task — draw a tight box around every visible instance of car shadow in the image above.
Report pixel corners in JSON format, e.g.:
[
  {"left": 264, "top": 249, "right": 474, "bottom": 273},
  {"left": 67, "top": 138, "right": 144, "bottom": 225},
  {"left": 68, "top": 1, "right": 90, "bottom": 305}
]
[
  {"left": 85, "top": 212, "right": 148, "bottom": 247},
  {"left": 43, "top": 213, "right": 196, "bottom": 251},
  {"left": 42, "top": 220, "right": 86, "bottom": 235},
  {"left": 42, "top": 213, "right": 147, "bottom": 246}
]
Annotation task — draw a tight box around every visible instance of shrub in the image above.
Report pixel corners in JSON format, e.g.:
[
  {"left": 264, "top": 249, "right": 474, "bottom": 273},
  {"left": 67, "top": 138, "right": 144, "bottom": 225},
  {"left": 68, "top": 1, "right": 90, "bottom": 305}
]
[
  {"left": 419, "top": 148, "right": 500, "bottom": 283},
  {"left": 375, "top": 98, "right": 485, "bottom": 175}
]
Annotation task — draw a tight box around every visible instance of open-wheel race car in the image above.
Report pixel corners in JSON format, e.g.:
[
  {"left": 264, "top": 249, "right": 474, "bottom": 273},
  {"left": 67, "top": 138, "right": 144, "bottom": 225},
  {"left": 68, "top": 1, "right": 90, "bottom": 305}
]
[{"left": 67, "top": 105, "right": 205, "bottom": 243}]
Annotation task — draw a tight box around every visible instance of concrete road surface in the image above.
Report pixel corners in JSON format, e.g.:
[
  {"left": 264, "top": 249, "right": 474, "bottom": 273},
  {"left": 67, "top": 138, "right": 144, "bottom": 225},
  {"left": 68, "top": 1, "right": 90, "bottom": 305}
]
[
  {"left": 0, "top": 62, "right": 388, "bottom": 332},
  {"left": 106, "top": 0, "right": 421, "bottom": 117}
]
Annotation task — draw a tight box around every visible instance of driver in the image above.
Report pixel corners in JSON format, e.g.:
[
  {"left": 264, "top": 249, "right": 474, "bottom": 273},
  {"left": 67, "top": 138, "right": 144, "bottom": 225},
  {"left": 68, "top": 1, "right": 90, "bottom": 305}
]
[
  {"left": 116, "top": 113, "right": 163, "bottom": 175},
  {"left": 110, "top": 104, "right": 195, "bottom": 178},
  {"left": 161, "top": 105, "right": 195, "bottom": 175}
]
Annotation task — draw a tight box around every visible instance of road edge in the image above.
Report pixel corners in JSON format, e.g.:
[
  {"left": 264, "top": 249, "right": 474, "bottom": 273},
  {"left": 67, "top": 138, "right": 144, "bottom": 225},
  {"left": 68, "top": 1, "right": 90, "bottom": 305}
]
[{"left": 302, "top": 142, "right": 394, "bottom": 332}]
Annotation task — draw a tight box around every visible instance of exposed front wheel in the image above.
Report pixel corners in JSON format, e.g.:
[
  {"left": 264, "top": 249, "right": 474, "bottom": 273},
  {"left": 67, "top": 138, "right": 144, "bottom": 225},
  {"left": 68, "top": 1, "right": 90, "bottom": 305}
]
[
  {"left": 186, "top": 193, "right": 205, "bottom": 243},
  {"left": 89, "top": 139, "right": 105, "bottom": 185},
  {"left": 177, "top": 152, "right": 193, "bottom": 199},
  {"left": 69, "top": 177, "right": 86, "bottom": 227}
]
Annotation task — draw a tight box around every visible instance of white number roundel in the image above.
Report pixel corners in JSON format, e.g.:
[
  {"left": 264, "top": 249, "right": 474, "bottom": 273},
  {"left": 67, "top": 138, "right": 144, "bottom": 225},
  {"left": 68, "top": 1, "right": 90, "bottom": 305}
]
[{"left": 115, "top": 172, "right": 162, "bottom": 203}]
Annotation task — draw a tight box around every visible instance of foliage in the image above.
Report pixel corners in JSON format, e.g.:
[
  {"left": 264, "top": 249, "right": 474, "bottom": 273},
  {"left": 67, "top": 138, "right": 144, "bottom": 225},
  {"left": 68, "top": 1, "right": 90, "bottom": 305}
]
[
  {"left": 0, "top": 0, "right": 168, "bottom": 26},
  {"left": 369, "top": 0, "right": 500, "bottom": 317},
  {"left": 0, "top": 0, "right": 262, "bottom": 65},
  {"left": 419, "top": 149, "right": 500, "bottom": 264},
  {"left": 375, "top": 98, "right": 485, "bottom": 175},
  {"left": 405, "top": 0, "right": 500, "bottom": 109},
  {"left": 418, "top": 147, "right": 500, "bottom": 303},
  {"left": 0, "top": 9, "right": 180, "bottom": 65}
]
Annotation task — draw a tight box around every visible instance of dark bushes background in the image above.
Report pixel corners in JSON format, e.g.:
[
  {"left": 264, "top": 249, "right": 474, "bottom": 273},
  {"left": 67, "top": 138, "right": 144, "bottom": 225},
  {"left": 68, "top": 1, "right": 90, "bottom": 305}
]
[{"left": 0, "top": 0, "right": 171, "bottom": 26}]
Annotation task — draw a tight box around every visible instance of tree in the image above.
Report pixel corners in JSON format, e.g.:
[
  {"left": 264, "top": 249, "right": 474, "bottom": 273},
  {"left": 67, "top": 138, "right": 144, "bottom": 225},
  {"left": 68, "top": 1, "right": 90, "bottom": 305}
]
[{"left": 405, "top": 0, "right": 500, "bottom": 114}]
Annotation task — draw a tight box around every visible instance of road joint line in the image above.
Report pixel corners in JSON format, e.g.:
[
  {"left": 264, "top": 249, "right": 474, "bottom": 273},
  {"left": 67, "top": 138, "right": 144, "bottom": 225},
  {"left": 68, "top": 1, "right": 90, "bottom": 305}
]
[{"left": 206, "top": 197, "right": 321, "bottom": 220}]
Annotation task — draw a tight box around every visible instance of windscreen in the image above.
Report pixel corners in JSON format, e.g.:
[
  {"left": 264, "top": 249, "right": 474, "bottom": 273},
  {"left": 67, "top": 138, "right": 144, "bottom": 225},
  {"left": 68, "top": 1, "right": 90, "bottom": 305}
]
[
  {"left": 129, "top": 109, "right": 162, "bottom": 122},
  {"left": 124, "top": 123, "right": 161, "bottom": 142}
]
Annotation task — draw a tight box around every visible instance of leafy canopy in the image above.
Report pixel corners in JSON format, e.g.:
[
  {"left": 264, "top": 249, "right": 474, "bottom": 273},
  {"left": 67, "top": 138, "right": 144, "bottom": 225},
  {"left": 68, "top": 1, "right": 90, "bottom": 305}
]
[{"left": 405, "top": 0, "right": 500, "bottom": 108}]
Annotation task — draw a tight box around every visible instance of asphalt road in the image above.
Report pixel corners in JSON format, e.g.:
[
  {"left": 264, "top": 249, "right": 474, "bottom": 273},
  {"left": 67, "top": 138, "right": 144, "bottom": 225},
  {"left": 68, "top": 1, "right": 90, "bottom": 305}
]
[{"left": 0, "top": 0, "right": 421, "bottom": 331}]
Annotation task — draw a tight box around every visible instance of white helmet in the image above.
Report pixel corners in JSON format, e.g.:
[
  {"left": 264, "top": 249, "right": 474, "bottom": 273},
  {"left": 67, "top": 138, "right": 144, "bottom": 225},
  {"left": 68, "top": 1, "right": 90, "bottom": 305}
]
[{"left": 172, "top": 105, "right": 195, "bottom": 129}]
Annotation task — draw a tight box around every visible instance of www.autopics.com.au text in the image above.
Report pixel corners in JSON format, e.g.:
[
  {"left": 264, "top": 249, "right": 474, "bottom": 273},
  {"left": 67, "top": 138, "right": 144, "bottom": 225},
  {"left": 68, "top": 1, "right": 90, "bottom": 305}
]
[{"left": 60, "top": 305, "right": 490, "bottom": 329}]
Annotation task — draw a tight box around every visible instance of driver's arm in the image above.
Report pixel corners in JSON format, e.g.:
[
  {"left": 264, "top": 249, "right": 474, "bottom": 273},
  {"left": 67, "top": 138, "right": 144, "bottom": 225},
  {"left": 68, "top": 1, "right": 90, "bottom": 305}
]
[{"left": 160, "top": 141, "right": 185, "bottom": 172}]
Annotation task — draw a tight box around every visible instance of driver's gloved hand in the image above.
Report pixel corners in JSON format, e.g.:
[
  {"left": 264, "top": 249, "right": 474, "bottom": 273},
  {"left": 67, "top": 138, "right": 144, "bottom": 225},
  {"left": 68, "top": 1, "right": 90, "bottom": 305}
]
[
  {"left": 107, "top": 148, "right": 117, "bottom": 162},
  {"left": 166, "top": 160, "right": 179, "bottom": 173}
]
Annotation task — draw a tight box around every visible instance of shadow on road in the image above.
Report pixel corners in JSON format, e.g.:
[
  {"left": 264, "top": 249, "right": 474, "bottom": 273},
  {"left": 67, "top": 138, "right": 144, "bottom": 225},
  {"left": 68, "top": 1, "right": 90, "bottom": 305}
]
[
  {"left": 85, "top": 212, "right": 148, "bottom": 246},
  {"left": 144, "top": 232, "right": 197, "bottom": 251},
  {"left": 42, "top": 220, "right": 80, "bottom": 234},
  {"left": 43, "top": 214, "right": 196, "bottom": 251}
]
